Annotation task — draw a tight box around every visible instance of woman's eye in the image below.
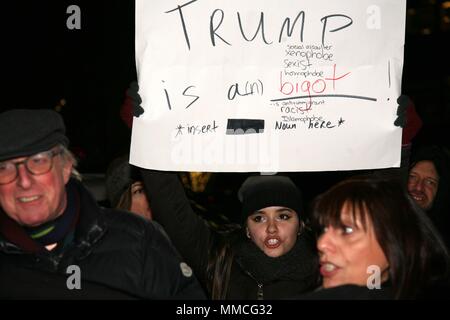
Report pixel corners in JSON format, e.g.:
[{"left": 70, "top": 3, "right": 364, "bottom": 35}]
[
  {"left": 343, "top": 226, "right": 354, "bottom": 234},
  {"left": 279, "top": 213, "right": 291, "bottom": 220},
  {"left": 132, "top": 187, "right": 144, "bottom": 195},
  {"left": 252, "top": 215, "right": 265, "bottom": 223}
]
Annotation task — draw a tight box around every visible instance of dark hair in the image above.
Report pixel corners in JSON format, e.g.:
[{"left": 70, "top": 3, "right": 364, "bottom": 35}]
[
  {"left": 205, "top": 223, "right": 242, "bottom": 300},
  {"left": 105, "top": 155, "right": 142, "bottom": 208},
  {"left": 409, "top": 145, "right": 450, "bottom": 216},
  {"left": 116, "top": 184, "right": 133, "bottom": 211},
  {"left": 312, "top": 176, "right": 449, "bottom": 299}
]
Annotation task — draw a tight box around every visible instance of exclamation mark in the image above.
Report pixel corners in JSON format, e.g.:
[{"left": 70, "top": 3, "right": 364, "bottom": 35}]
[{"left": 388, "top": 60, "right": 391, "bottom": 88}]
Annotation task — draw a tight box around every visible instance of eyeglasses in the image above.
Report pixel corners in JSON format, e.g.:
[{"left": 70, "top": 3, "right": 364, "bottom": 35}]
[{"left": 0, "top": 149, "right": 63, "bottom": 185}]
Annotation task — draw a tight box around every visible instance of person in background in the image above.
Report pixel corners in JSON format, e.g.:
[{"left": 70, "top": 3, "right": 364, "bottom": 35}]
[
  {"left": 407, "top": 145, "right": 450, "bottom": 249},
  {"left": 106, "top": 155, "right": 152, "bottom": 220},
  {"left": 299, "top": 176, "right": 449, "bottom": 299},
  {"left": 0, "top": 109, "right": 205, "bottom": 300},
  {"left": 105, "top": 155, "right": 170, "bottom": 240}
]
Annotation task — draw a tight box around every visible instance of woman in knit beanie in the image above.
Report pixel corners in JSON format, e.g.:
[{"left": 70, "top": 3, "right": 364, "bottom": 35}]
[
  {"left": 237, "top": 175, "right": 305, "bottom": 258},
  {"left": 141, "top": 170, "right": 319, "bottom": 299}
]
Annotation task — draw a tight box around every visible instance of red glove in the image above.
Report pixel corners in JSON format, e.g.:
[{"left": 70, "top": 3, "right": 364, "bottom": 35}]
[
  {"left": 401, "top": 99, "right": 422, "bottom": 146},
  {"left": 120, "top": 90, "right": 133, "bottom": 129},
  {"left": 120, "top": 81, "right": 144, "bottom": 129}
]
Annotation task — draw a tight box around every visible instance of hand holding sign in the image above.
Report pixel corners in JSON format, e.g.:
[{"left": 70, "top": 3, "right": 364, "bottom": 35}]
[
  {"left": 394, "top": 95, "right": 423, "bottom": 145},
  {"left": 394, "top": 95, "right": 410, "bottom": 128},
  {"left": 127, "top": 81, "right": 145, "bottom": 118}
]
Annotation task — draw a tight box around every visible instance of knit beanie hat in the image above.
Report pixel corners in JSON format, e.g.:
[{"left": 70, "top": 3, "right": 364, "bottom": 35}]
[
  {"left": 238, "top": 176, "right": 303, "bottom": 224},
  {"left": 105, "top": 155, "right": 141, "bottom": 207}
]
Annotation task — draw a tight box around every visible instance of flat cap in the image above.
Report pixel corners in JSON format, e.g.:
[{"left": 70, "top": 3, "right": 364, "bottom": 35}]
[{"left": 0, "top": 109, "right": 69, "bottom": 161}]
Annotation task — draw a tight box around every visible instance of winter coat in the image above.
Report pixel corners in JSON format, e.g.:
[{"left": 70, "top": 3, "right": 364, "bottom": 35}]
[{"left": 0, "top": 179, "right": 206, "bottom": 300}]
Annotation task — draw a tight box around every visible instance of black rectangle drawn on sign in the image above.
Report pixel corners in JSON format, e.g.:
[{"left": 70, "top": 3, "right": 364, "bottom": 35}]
[{"left": 226, "top": 119, "right": 265, "bottom": 135}]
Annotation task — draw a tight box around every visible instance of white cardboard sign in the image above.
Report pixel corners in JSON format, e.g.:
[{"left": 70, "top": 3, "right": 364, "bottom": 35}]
[{"left": 131, "top": 0, "right": 406, "bottom": 172}]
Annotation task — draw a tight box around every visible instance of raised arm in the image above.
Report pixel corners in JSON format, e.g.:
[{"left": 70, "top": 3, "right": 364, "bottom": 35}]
[{"left": 140, "top": 169, "right": 213, "bottom": 285}]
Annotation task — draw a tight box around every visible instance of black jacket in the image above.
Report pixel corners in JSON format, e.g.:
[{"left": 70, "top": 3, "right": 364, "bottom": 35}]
[
  {"left": 0, "top": 179, "right": 206, "bottom": 300},
  {"left": 141, "top": 170, "right": 319, "bottom": 299}
]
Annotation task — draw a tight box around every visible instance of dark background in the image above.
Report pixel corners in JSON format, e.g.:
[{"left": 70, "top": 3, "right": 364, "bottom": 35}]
[{"left": 3, "top": 0, "right": 450, "bottom": 222}]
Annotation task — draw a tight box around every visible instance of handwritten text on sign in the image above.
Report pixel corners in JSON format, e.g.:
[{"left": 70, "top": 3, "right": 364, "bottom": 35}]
[{"left": 131, "top": 0, "right": 406, "bottom": 172}]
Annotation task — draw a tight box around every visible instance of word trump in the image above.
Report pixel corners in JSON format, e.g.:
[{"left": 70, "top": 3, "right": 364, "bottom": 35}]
[{"left": 166, "top": 0, "right": 353, "bottom": 49}]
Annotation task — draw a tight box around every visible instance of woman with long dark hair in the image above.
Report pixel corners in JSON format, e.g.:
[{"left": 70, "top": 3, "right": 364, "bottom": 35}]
[{"left": 306, "top": 176, "right": 449, "bottom": 299}]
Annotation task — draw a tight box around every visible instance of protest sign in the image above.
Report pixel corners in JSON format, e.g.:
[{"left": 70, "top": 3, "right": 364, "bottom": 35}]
[{"left": 131, "top": 0, "right": 406, "bottom": 172}]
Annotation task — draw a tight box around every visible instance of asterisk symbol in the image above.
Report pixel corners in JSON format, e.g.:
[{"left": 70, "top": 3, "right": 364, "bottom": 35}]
[
  {"left": 338, "top": 117, "right": 345, "bottom": 127},
  {"left": 176, "top": 124, "right": 185, "bottom": 137}
]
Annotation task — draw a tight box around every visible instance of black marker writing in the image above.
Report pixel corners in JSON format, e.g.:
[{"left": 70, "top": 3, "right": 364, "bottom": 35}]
[
  {"left": 165, "top": 0, "right": 198, "bottom": 50},
  {"left": 237, "top": 12, "right": 272, "bottom": 44},
  {"left": 183, "top": 86, "right": 200, "bottom": 109},
  {"left": 320, "top": 14, "right": 353, "bottom": 45},
  {"left": 279, "top": 11, "right": 305, "bottom": 43},
  {"left": 162, "top": 80, "right": 172, "bottom": 110},
  {"left": 210, "top": 9, "right": 232, "bottom": 47}
]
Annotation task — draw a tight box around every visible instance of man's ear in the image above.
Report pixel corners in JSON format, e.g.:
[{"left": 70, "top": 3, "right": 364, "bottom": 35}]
[{"left": 62, "top": 157, "right": 73, "bottom": 184}]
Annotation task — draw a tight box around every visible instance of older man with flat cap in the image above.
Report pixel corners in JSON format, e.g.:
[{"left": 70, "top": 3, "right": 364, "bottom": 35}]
[{"left": 0, "top": 109, "right": 205, "bottom": 299}]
